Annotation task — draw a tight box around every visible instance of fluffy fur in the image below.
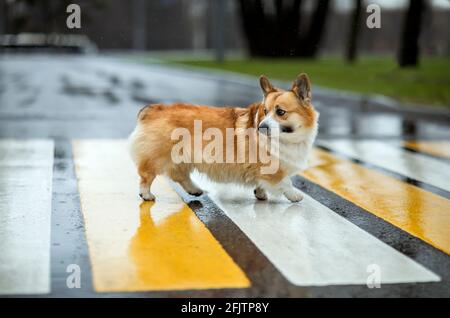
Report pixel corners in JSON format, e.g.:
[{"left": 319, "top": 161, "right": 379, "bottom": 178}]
[{"left": 128, "top": 73, "right": 319, "bottom": 202}]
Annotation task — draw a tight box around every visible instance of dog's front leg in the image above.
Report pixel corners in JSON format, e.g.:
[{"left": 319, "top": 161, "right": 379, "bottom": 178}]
[
  {"left": 168, "top": 166, "right": 204, "bottom": 197},
  {"left": 254, "top": 186, "right": 268, "bottom": 200},
  {"left": 278, "top": 177, "right": 303, "bottom": 202},
  {"left": 179, "top": 178, "right": 203, "bottom": 196}
]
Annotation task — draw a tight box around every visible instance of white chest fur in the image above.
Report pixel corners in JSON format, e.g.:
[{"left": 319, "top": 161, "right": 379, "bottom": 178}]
[{"left": 278, "top": 140, "right": 312, "bottom": 175}]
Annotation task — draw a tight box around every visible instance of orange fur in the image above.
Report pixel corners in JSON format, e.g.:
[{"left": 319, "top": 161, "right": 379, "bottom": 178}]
[{"left": 129, "top": 73, "right": 319, "bottom": 202}]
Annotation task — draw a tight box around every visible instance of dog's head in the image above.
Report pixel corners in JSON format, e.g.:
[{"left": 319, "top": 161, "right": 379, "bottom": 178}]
[{"left": 257, "top": 73, "right": 318, "bottom": 142}]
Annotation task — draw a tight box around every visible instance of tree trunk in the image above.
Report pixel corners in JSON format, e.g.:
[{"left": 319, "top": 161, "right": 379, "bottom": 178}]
[
  {"left": 398, "top": 0, "right": 425, "bottom": 67},
  {"left": 132, "top": 0, "right": 147, "bottom": 50},
  {"left": 345, "top": 0, "right": 362, "bottom": 63},
  {"left": 0, "top": 0, "right": 5, "bottom": 34},
  {"left": 238, "top": 0, "right": 329, "bottom": 58},
  {"left": 300, "top": 0, "right": 330, "bottom": 57},
  {"left": 238, "top": 0, "right": 266, "bottom": 56}
]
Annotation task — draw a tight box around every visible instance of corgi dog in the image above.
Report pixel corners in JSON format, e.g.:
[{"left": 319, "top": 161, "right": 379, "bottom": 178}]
[{"left": 128, "top": 73, "right": 319, "bottom": 202}]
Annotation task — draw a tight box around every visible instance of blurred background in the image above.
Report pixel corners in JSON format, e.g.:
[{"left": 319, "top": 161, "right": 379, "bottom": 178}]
[
  {"left": 0, "top": 0, "right": 449, "bottom": 138},
  {"left": 1, "top": 0, "right": 449, "bottom": 56}
]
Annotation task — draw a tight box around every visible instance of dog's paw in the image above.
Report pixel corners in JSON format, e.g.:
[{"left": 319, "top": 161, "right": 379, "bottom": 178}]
[
  {"left": 180, "top": 181, "right": 204, "bottom": 197},
  {"left": 284, "top": 188, "right": 303, "bottom": 203},
  {"left": 139, "top": 192, "right": 155, "bottom": 201},
  {"left": 254, "top": 188, "right": 268, "bottom": 201},
  {"left": 187, "top": 189, "right": 204, "bottom": 197}
]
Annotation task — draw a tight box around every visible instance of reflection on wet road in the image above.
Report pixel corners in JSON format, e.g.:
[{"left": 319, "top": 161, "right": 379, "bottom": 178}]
[
  {"left": 73, "top": 140, "right": 249, "bottom": 292},
  {"left": 130, "top": 201, "right": 250, "bottom": 291},
  {"left": 1, "top": 55, "right": 450, "bottom": 139},
  {"left": 191, "top": 172, "right": 439, "bottom": 286}
]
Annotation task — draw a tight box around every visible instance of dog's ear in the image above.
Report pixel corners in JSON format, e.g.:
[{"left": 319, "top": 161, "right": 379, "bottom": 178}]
[
  {"left": 260, "top": 75, "right": 275, "bottom": 97},
  {"left": 291, "top": 73, "right": 311, "bottom": 101}
]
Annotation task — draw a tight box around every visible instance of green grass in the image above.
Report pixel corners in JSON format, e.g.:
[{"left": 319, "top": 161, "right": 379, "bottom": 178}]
[{"left": 168, "top": 57, "right": 450, "bottom": 108}]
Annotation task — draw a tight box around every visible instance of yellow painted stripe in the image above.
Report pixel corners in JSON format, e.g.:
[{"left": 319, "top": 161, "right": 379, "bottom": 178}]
[
  {"left": 73, "top": 140, "right": 249, "bottom": 292},
  {"left": 301, "top": 148, "right": 450, "bottom": 255},
  {"left": 404, "top": 141, "right": 450, "bottom": 159}
]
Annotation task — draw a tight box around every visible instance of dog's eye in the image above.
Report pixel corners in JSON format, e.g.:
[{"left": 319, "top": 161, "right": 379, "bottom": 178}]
[
  {"left": 276, "top": 108, "right": 286, "bottom": 116},
  {"left": 263, "top": 108, "right": 268, "bottom": 115}
]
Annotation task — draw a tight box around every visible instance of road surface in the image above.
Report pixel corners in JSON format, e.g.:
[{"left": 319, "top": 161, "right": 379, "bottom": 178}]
[{"left": 0, "top": 54, "right": 449, "bottom": 297}]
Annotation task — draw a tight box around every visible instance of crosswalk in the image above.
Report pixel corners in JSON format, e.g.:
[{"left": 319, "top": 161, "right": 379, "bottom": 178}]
[
  {"left": 0, "top": 140, "right": 53, "bottom": 295},
  {"left": 404, "top": 141, "right": 450, "bottom": 160},
  {"left": 0, "top": 138, "right": 449, "bottom": 296},
  {"left": 193, "top": 172, "right": 439, "bottom": 286},
  {"left": 319, "top": 140, "right": 450, "bottom": 192},
  {"left": 73, "top": 140, "right": 249, "bottom": 292},
  {"left": 304, "top": 147, "right": 450, "bottom": 255}
]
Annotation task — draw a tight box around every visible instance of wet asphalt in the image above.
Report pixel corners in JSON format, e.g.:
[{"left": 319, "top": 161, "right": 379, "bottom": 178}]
[{"left": 0, "top": 54, "right": 449, "bottom": 297}]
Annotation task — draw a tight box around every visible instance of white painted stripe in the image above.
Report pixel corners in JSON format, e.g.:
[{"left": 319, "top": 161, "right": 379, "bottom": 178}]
[
  {"left": 0, "top": 139, "right": 54, "bottom": 295},
  {"left": 191, "top": 172, "right": 440, "bottom": 286},
  {"left": 319, "top": 140, "right": 450, "bottom": 192}
]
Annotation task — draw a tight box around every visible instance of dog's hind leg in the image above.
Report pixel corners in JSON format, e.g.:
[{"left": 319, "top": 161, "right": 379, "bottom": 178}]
[
  {"left": 138, "top": 163, "right": 156, "bottom": 201},
  {"left": 168, "top": 165, "right": 203, "bottom": 196}
]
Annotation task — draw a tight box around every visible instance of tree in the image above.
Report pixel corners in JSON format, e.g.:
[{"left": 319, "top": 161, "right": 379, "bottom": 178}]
[
  {"left": 398, "top": 0, "right": 425, "bottom": 67},
  {"left": 345, "top": 0, "right": 363, "bottom": 63},
  {"left": 238, "top": 0, "right": 330, "bottom": 58},
  {"left": 301, "top": 0, "right": 330, "bottom": 57}
]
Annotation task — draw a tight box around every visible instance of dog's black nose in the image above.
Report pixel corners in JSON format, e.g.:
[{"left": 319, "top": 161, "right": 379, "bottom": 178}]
[{"left": 258, "top": 123, "right": 270, "bottom": 135}]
